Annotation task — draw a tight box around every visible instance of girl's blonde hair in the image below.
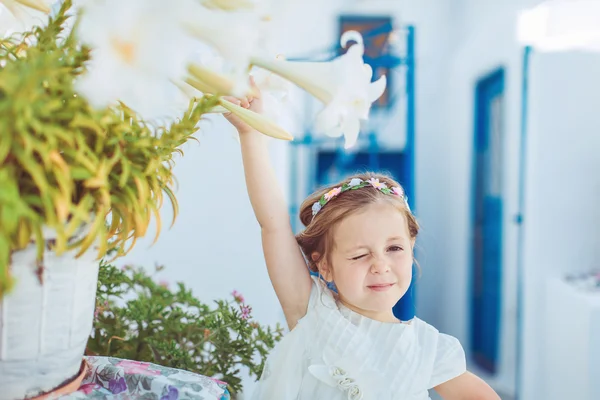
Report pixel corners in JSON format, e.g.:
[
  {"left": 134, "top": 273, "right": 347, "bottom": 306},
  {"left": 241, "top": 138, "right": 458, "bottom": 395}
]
[{"left": 295, "top": 172, "right": 419, "bottom": 273}]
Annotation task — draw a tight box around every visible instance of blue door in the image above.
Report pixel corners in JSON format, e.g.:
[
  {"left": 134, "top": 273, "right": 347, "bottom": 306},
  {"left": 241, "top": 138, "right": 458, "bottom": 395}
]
[
  {"left": 471, "top": 69, "right": 504, "bottom": 374},
  {"left": 315, "top": 150, "right": 416, "bottom": 322}
]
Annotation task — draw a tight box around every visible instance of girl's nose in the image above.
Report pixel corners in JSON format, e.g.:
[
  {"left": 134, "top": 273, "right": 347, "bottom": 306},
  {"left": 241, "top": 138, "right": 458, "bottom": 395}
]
[{"left": 370, "top": 253, "right": 390, "bottom": 274}]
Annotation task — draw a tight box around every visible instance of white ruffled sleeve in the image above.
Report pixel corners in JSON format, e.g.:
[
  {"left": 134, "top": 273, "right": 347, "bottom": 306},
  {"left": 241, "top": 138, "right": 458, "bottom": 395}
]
[{"left": 428, "top": 333, "right": 467, "bottom": 389}]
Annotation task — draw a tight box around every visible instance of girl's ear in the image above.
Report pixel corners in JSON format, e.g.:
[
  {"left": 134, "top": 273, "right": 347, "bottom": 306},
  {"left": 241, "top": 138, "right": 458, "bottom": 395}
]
[
  {"left": 313, "top": 252, "right": 333, "bottom": 282},
  {"left": 311, "top": 252, "right": 320, "bottom": 262}
]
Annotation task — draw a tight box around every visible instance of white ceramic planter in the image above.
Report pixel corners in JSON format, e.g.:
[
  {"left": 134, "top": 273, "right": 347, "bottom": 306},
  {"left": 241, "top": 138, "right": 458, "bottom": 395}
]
[{"left": 0, "top": 230, "right": 99, "bottom": 400}]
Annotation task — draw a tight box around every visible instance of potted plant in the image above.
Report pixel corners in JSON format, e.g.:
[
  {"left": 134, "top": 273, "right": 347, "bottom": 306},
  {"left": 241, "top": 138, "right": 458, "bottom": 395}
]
[{"left": 0, "top": 2, "right": 218, "bottom": 398}]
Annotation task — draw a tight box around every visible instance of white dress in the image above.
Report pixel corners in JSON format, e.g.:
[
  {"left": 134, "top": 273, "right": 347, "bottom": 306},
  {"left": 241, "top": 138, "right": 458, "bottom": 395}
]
[{"left": 251, "top": 276, "right": 466, "bottom": 399}]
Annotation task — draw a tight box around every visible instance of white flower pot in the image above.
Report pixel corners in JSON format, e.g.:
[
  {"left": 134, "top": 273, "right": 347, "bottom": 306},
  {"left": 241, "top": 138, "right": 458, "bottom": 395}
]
[{"left": 0, "top": 230, "right": 99, "bottom": 400}]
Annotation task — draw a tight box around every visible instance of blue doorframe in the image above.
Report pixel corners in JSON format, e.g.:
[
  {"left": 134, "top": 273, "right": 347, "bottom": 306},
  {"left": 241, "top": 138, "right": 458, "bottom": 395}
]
[
  {"left": 515, "top": 45, "right": 532, "bottom": 400},
  {"left": 470, "top": 68, "right": 505, "bottom": 374}
]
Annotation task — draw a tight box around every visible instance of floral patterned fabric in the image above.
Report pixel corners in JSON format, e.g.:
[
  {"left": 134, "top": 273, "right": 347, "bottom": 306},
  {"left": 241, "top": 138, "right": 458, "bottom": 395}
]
[{"left": 59, "top": 357, "right": 230, "bottom": 400}]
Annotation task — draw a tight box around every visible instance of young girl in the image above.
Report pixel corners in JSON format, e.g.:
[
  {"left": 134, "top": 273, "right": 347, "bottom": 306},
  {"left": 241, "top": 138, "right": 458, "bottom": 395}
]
[{"left": 224, "top": 79, "right": 500, "bottom": 399}]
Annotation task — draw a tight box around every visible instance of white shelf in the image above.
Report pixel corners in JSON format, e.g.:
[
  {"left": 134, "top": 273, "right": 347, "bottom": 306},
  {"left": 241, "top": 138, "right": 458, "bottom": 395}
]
[{"left": 544, "top": 277, "right": 600, "bottom": 400}]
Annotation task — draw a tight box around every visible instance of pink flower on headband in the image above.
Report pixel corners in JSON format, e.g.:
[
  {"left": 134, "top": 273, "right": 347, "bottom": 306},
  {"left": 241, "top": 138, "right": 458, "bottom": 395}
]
[
  {"left": 367, "top": 178, "right": 386, "bottom": 189},
  {"left": 392, "top": 186, "right": 404, "bottom": 197},
  {"left": 324, "top": 187, "right": 342, "bottom": 200}
]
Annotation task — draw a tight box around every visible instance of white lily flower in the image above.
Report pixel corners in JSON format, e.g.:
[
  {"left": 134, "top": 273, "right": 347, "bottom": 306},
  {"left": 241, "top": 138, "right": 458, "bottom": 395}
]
[
  {"left": 248, "top": 63, "right": 293, "bottom": 125},
  {"left": 251, "top": 30, "right": 386, "bottom": 148},
  {"left": 250, "top": 56, "right": 292, "bottom": 101},
  {"left": 0, "top": 0, "right": 52, "bottom": 37},
  {"left": 181, "top": 3, "right": 262, "bottom": 96},
  {"left": 75, "top": 0, "right": 196, "bottom": 120}
]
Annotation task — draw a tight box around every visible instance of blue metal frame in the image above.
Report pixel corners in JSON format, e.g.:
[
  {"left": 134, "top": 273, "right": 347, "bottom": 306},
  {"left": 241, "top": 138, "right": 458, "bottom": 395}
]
[
  {"left": 469, "top": 67, "right": 505, "bottom": 374},
  {"left": 393, "top": 26, "right": 416, "bottom": 321},
  {"left": 404, "top": 26, "right": 416, "bottom": 211},
  {"left": 515, "top": 45, "right": 532, "bottom": 400},
  {"left": 287, "top": 23, "right": 417, "bottom": 321}
]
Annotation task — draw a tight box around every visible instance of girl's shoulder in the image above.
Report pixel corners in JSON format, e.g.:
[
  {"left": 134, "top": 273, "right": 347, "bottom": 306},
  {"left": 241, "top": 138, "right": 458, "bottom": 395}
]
[
  {"left": 411, "top": 318, "right": 464, "bottom": 350},
  {"left": 293, "top": 274, "right": 335, "bottom": 327},
  {"left": 411, "top": 318, "right": 467, "bottom": 387}
]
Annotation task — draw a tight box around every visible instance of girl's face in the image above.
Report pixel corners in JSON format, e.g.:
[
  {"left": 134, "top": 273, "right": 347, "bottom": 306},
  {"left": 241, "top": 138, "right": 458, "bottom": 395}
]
[{"left": 321, "top": 202, "right": 414, "bottom": 323}]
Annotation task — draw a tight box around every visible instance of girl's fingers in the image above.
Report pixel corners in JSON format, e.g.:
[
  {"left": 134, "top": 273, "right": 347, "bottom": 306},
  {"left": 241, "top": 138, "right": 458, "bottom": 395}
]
[
  {"left": 249, "top": 75, "right": 261, "bottom": 98},
  {"left": 222, "top": 96, "right": 242, "bottom": 106}
]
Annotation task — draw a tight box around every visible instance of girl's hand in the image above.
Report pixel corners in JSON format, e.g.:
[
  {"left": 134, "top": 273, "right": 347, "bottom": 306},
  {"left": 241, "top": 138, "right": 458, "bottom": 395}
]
[{"left": 223, "top": 76, "right": 263, "bottom": 135}]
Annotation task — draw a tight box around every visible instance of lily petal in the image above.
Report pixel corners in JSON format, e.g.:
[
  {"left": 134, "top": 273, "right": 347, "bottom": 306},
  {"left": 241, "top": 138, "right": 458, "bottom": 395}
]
[
  {"left": 0, "top": 0, "right": 53, "bottom": 37},
  {"left": 363, "top": 63, "right": 374, "bottom": 80},
  {"left": 315, "top": 103, "right": 345, "bottom": 138},
  {"left": 342, "top": 116, "right": 361, "bottom": 149},
  {"left": 341, "top": 29, "right": 364, "bottom": 50},
  {"left": 8, "top": 0, "right": 49, "bottom": 13},
  {"left": 75, "top": 0, "right": 196, "bottom": 119},
  {"left": 251, "top": 57, "right": 334, "bottom": 103},
  {"left": 368, "top": 75, "right": 387, "bottom": 103}
]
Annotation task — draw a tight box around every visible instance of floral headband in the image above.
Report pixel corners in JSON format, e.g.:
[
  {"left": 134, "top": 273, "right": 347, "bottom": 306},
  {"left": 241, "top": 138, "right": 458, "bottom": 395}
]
[{"left": 311, "top": 178, "right": 411, "bottom": 219}]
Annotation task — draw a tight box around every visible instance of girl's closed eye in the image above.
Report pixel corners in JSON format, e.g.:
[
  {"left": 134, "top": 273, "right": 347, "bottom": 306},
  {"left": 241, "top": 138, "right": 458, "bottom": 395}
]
[{"left": 350, "top": 253, "right": 368, "bottom": 261}]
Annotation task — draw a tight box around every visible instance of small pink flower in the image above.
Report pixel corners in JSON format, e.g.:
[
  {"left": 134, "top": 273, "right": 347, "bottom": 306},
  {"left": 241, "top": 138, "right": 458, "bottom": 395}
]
[
  {"left": 240, "top": 305, "right": 251, "bottom": 320},
  {"left": 232, "top": 290, "right": 245, "bottom": 304},
  {"left": 391, "top": 186, "right": 404, "bottom": 197},
  {"left": 159, "top": 280, "right": 169, "bottom": 289},
  {"left": 116, "top": 360, "right": 161, "bottom": 376},
  {"left": 368, "top": 178, "right": 387, "bottom": 189},
  {"left": 324, "top": 187, "right": 342, "bottom": 201}
]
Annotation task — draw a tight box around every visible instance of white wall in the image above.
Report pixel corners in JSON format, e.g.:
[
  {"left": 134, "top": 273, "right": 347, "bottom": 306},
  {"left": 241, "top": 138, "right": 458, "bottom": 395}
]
[
  {"left": 523, "top": 51, "right": 600, "bottom": 400},
  {"left": 426, "top": 0, "right": 600, "bottom": 398}
]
